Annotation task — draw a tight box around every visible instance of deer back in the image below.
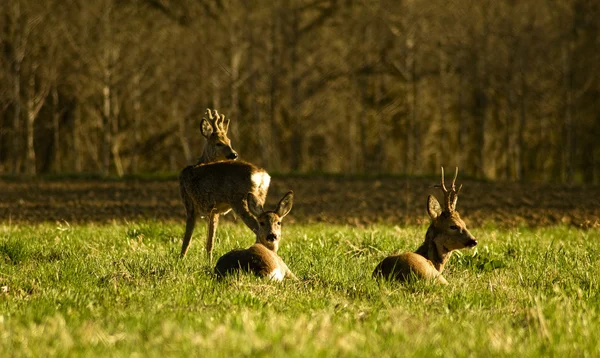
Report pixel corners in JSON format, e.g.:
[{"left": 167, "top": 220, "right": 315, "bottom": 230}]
[
  {"left": 180, "top": 160, "right": 270, "bottom": 212},
  {"left": 373, "top": 252, "right": 449, "bottom": 284},
  {"left": 214, "top": 244, "right": 290, "bottom": 281}
]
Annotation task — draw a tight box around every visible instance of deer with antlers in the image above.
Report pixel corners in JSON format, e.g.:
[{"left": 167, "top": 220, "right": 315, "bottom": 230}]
[
  {"left": 373, "top": 167, "right": 478, "bottom": 284},
  {"left": 179, "top": 109, "right": 270, "bottom": 260}
]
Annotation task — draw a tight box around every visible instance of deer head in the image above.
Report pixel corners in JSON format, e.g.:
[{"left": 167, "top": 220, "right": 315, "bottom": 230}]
[
  {"left": 199, "top": 108, "right": 238, "bottom": 162},
  {"left": 247, "top": 191, "right": 294, "bottom": 253},
  {"left": 426, "top": 167, "right": 477, "bottom": 252}
]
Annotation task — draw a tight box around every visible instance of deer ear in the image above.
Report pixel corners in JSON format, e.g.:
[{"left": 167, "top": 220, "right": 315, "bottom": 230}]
[
  {"left": 276, "top": 191, "right": 294, "bottom": 218},
  {"left": 200, "top": 118, "right": 213, "bottom": 138},
  {"left": 427, "top": 195, "right": 442, "bottom": 219},
  {"left": 247, "top": 192, "right": 264, "bottom": 218}
]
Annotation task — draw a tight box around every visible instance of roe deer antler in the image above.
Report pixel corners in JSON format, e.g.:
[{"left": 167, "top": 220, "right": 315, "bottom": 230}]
[
  {"left": 435, "top": 167, "right": 462, "bottom": 212},
  {"left": 204, "top": 108, "right": 230, "bottom": 134}
]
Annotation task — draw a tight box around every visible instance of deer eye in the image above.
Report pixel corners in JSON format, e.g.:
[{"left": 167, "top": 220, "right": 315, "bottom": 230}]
[
  {"left": 277, "top": 222, "right": 281, "bottom": 226},
  {"left": 450, "top": 225, "right": 459, "bottom": 231},
  {"left": 260, "top": 222, "right": 266, "bottom": 226}
]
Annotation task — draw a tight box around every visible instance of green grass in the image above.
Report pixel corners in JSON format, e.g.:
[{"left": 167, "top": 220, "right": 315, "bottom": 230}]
[{"left": 1, "top": 221, "right": 599, "bottom": 357}]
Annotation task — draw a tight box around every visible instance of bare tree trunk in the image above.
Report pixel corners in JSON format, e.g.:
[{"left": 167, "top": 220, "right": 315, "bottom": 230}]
[
  {"left": 112, "top": 137, "right": 124, "bottom": 177},
  {"left": 457, "top": 64, "right": 465, "bottom": 169},
  {"left": 248, "top": 23, "right": 268, "bottom": 166},
  {"left": 410, "top": 41, "right": 420, "bottom": 175},
  {"left": 562, "top": 41, "right": 575, "bottom": 184},
  {"left": 229, "top": 32, "right": 242, "bottom": 145},
  {"left": 404, "top": 43, "right": 414, "bottom": 175},
  {"left": 505, "top": 96, "right": 513, "bottom": 180},
  {"left": 359, "top": 105, "right": 368, "bottom": 172},
  {"left": 289, "top": 8, "right": 304, "bottom": 172},
  {"left": 25, "top": 74, "right": 36, "bottom": 175},
  {"left": 491, "top": 98, "right": 501, "bottom": 179},
  {"left": 476, "top": 57, "right": 488, "bottom": 179},
  {"left": 176, "top": 103, "right": 192, "bottom": 164},
  {"left": 591, "top": 65, "right": 600, "bottom": 183},
  {"left": 505, "top": 54, "right": 516, "bottom": 181},
  {"left": 131, "top": 73, "right": 141, "bottom": 173},
  {"left": 516, "top": 58, "right": 527, "bottom": 181},
  {"left": 102, "top": 77, "right": 112, "bottom": 175},
  {"left": 477, "top": 4, "right": 490, "bottom": 179},
  {"left": 73, "top": 100, "right": 82, "bottom": 173},
  {"left": 111, "top": 84, "right": 123, "bottom": 177},
  {"left": 211, "top": 73, "right": 221, "bottom": 110},
  {"left": 9, "top": 1, "right": 24, "bottom": 174},
  {"left": 268, "top": 7, "right": 281, "bottom": 171},
  {"left": 52, "top": 86, "right": 60, "bottom": 173},
  {"left": 345, "top": 106, "right": 357, "bottom": 173},
  {"left": 25, "top": 68, "right": 50, "bottom": 175},
  {"left": 101, "top": 6, "right": 113, "bottom": 176},
  {"left": 438, "top": 37, "right": 447, "bottom": 168},
  {"left": 11, "top": 60, "right": 22, "bottom": 174}
]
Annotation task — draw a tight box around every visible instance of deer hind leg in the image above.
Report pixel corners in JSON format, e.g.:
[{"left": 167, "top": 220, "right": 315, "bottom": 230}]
[
  {"left": 206, "top": 210, "right": 220, "bottom": 262},
  {"left": 180, "top": 188, "right": 196, "bottom": 258}
]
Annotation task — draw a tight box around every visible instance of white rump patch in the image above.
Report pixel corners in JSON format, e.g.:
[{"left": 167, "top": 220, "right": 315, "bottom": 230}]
[
  {"left": 251, "top": 172, "right": 271, "bottom": 190},
  {"left": 268, "top": 268, "right": 285, "bottom": 281}
]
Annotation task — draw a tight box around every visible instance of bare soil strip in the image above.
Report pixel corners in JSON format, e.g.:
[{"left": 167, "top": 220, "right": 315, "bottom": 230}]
[{"left": 1, "top": 177, "right": 598, "bottom": 227}]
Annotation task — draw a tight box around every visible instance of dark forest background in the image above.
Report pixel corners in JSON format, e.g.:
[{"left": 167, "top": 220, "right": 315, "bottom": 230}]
[{"left": 0, "top": 0, "right": 599, "bottom": 183}]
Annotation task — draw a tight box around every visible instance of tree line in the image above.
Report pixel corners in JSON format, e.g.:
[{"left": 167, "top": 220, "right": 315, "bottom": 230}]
[{"left": 1, "top": 0, "right": 598, "bottom": 183}]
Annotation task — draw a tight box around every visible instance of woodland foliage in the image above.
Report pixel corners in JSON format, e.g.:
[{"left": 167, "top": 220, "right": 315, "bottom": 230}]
[{"left": 0, "top": 0, "right": 598, "bottom": 183}]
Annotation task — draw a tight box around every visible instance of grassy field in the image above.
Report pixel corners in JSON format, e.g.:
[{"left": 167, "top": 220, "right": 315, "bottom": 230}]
[{"left": 1, "top": 221, "right": 599, "bottom": 357}]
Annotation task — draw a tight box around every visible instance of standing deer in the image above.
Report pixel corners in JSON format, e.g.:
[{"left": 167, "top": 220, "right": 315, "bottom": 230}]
[
  {"left": 214, "top": 191, "right": 298, "bottom": 281},
  {"left": 179, "top": 109, "right": 270, "bottom": 260},
  {"left": 373, "top": 167, "right": 477, "bottom": 284}
]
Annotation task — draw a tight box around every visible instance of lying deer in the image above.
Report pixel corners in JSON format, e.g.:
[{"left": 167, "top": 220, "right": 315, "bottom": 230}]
[
  {"left": 179, "top": 109, "right": 270, "bottom": 260},
  {"left": 214, "top": 191, "right": 298, "bottom": 281},
  {"left": 373, "top": 167, "right": 477, "bottom": 284}
]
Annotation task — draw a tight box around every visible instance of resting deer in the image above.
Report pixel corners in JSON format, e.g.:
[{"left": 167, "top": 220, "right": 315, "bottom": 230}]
[
  {"left": 373, "top": 167, "right": 477, "bottom": 285},
  {"left": 179, "top": 109, "right": 270, "bottom": 260},
  {"left": 214, "top": 191, "right": 298, "bottom": 281}
]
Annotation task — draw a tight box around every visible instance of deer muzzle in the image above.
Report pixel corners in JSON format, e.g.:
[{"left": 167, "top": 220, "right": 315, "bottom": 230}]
[{"left": 465, "top": 238, "right": 478, "bottom": 247}]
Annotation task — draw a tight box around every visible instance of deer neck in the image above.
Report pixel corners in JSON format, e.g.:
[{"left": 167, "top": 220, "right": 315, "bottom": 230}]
[
  {"left": 414, "top": 225, "right": 452, "bottom": 273},
  {"left": 196, "top": 148, "right": 213, "bottom": 165}
]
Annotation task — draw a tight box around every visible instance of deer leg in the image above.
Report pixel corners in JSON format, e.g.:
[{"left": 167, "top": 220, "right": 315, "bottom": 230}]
[
  {"left": 180, "top": 211, "right": 196, "bottom": 258},
  {"left": 206, "top": 210, "right": 219, "bottom": 262},
  {"left": 180, "top": 189, "right": 196, "bottom": 258},
  {"left": 230, "top": 198, "right": 259, "bottom": 234}
]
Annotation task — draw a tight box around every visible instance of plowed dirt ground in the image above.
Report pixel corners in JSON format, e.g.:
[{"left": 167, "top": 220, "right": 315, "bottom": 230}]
[{"left": 1, "top": 176, "right": 598, "bottom": 228}]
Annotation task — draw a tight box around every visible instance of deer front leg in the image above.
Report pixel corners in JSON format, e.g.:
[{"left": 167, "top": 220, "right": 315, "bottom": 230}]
[
  {"left": 229, "top": 197, "right": 259, "bottom": 234},
  {"left": 206, "top": 209, "right": 220, "bottom": 262}
]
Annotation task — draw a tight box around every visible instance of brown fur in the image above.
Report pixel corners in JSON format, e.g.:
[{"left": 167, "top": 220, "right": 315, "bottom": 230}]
[
  {"left": 179, "top": 109, "right": 269, "bottom": 260},
  {"left": 214, "top": 191, "right": 297, "bottom": 281},
  {"left": 179, "top": 161, "right": 270, "bottom": 259},
  {"left": 373, "top": 168, "right": 477, "bottom": 285}
]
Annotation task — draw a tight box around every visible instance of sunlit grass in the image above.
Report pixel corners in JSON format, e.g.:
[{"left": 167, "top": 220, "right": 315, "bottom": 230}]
[{"left": 1, "top": 221, "right": 599, "bottom": 356}]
